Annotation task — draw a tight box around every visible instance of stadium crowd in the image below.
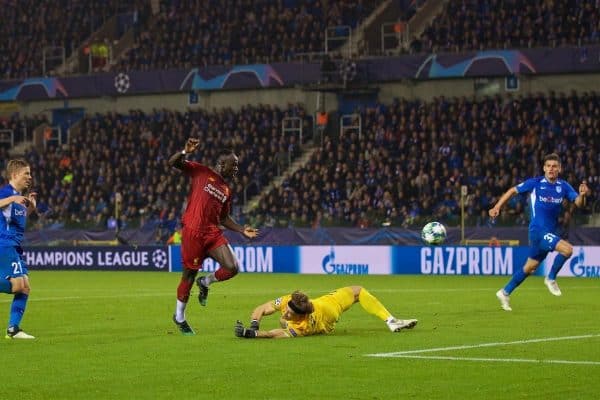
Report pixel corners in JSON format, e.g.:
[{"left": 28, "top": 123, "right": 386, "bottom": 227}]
[
  {"left": 14, "top": 104, "right": 309, "bottom": 241},
  {"left": 248, "top": 91, "right": 600, "bottom": 229},
  {"left": 0, "top": 0, "right": 148, "bottom": 80},
  {"left": 1, "top": 1, "right": 599, "bottom": 239},
  {"left": 3, "top": 0, "right": 599, "bottom": 80},
  {"left": 415, "top": 0, "right": 600, "bottom": 53},
  {"left": 113, "top": 0, "right": 380, "bottom": 71},
  {"left": 2, "top": 92, "right": 597, "bottom": 238},
  {"left": 0, "top": 113, "right": 48, "bottom": 147}
]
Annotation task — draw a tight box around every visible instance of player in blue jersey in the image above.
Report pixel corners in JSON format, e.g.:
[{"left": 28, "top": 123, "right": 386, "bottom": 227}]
[
  {"left": 0, "top": 159, "right": 37, "bottom": 338},
  {"left": 489, "top": 153, "right": 589, "bottom": 311}
]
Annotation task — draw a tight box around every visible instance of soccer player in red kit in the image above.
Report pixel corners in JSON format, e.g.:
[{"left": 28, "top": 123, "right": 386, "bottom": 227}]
[{"left": 168, "top": 138, "right": 259, "bottom": 335}]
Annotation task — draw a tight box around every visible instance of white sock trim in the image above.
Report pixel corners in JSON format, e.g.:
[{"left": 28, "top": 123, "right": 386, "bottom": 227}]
[
  {"left": 203, "top": 273, "right": 217, "bottom": 286},
  {"left": 175, "top": 300, "right": 187, "bottom": 323}
]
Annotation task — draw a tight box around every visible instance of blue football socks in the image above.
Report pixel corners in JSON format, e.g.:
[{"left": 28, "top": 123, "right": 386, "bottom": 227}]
[
  {"left": 504, "top": 267, "right": 528, "bottom": 295},
  {"left": 8, "top": 293, "right": 28, "bottom": 328},
  {"left": 548, "top": 254, "right": 568, "bottom": 280}
]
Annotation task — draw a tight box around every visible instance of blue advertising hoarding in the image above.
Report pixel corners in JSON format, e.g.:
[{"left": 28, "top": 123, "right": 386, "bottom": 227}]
[
  {"left": 541, "top": 246, "right": 600, "bottom": 278},
  {"left": 392, "top": 246, "right": 538, "bottom": 276},
  {"left": 169, "top": 245, "right": 536, "bottom": 276},
  {"left": 23, "top": 246, "right": 170, "bottom": 271},
  {"left": 21, "top": 245, "right": 599, "bottom": 278},
  {"left": 168, "top": 245, "right": 298, "bottom": 273}
]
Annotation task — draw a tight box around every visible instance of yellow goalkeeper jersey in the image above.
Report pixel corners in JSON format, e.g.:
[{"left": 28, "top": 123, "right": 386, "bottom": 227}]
[{"left": 271, "top": 287, "right": 355, "bottom": 337}]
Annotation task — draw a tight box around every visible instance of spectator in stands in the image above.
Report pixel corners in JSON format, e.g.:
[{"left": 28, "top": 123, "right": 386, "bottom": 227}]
[
  {"left": 166, "top": 224, "right": 182, "bottom": 245},
  {"left": 114, "top": 0, "right": 382, "bottom": 72},
  {"left": 0, "top": 0, "right": 149, "bottom": 79},
  {"left": 13, "top": 91, "right": 598, "bottom": 236},
  {"left": 419, "top": 0, "right": 600, "bottom": 54},
  {"left": 23, "top": 104, "right": 309, "bottom": 233},
  {"left": 248, "top": 92, "right": 599, "bottom": 228},
  {"left": 488, "top": 236, "right": 500, "bottom": 246}
]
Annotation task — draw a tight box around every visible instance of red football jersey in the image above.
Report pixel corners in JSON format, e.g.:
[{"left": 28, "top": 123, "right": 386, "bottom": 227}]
[{"left": 181, "top": 161, "right": 232, "bottom": 233}]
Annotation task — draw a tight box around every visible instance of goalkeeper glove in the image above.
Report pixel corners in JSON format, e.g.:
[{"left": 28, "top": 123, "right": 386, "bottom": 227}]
[
  {"left": 250, "top": 319, "right": 259, "bottom": 330},
  {"left": 235, "top": 320, "right": 257, "bottom": 338}
]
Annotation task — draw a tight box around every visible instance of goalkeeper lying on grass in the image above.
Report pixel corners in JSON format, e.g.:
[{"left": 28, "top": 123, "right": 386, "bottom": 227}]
[{"left": 235, "top": 286, "right": 417, "bottom": 339}]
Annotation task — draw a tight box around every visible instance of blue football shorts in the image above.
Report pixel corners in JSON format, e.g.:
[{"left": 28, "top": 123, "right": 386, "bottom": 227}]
[
  {"left": 528, "top": 231, "right": 560, "bottom": 261},
  {"left": 0, "top": 246, "right": 29, "bottom": 280}
]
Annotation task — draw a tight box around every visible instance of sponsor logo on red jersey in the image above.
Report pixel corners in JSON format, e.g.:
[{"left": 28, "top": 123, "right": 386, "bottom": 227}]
[{"left": 204, "top": 183, "right": 228, "bottom": 203}]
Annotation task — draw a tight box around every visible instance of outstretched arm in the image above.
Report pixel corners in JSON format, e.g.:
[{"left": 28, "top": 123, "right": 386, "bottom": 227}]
[
  {"left": 168, "top": 138, "right": 200, "bottom": 170},
  {"left": 250, "top": 301, "right": 278, "bottom": 323},
  {"left": 489, "top": 187, "right": 518, "bottom": 218},
  {"left": 221, "top": 215, "right": 259, "bottom": 239},
  {"left": 254, "top": 328, "right": 291, "bottom": 339},
  {"left": 235, "top": 321, "right": 291, "bottom": 339},
  {"left": 235, "top": 301, "right": 292, "bottom": 339}
]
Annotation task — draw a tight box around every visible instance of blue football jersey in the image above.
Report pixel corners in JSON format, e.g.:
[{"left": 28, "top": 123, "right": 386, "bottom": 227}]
[
  {"left": 0, "top": 184, "right": 28, "bottom": 247},
  {"left": 515, "top": 177, "right": 578, "bottom": 235}
]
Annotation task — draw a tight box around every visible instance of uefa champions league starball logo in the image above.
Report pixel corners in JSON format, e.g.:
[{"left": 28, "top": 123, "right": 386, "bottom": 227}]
[
  {"left": 114, "top": 73, "right": 130, "bottom": 93},
  {"left": 152, "top": 249, "right": 167, "bottom": 269}
]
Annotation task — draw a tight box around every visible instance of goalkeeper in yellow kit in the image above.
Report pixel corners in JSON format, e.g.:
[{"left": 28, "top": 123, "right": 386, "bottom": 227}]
[{"left": 234, "top": 286, "right": 418, "bottom": 339}]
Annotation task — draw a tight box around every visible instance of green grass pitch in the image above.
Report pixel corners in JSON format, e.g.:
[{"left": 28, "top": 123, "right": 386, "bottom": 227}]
[{"left": 2, "top": 272, "right": 599, "bottom": 400}]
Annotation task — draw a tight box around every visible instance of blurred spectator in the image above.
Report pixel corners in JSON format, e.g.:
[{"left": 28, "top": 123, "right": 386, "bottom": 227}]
[
  {"left": 248, "top": 91, "right": 600, "bottom": 228},
  {"left": 90, "top": 39, "right": 111, "bottom": 71},
  {"left": 114, "top": 0, "right": 380, "bottom": 72},
  {"left": 489, "top": 236, "right": 501, "bottom": 246},
  {"left": 11, "top": 93, "right": 600, "bottom": 234},
  {"left": 0, "top": 1, "right": 149, "bottom": 79},
  {"left": 24, "top": 104, "right": 310, "bottom": 238},
  {"left": 0, "top": 114, "right": 48, "bottom": 147},
  {"left": 418, "top": 0, "right": 600, "bottom": 54},
  {"left": 167, "top": 226, "right": 182, "bottom": 244}
]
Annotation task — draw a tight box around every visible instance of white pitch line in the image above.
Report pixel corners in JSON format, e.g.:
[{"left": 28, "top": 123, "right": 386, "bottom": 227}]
[
  {"left": 387, "top": 355, "right": 600, "bottom": 366},
  {"left": 367, "top": 334, "right": 600, "bottom": 357}
]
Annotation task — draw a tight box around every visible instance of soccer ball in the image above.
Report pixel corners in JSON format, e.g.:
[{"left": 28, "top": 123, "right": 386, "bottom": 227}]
[{"left": 421, "top": 222, "right": 447, "bottom": 245}]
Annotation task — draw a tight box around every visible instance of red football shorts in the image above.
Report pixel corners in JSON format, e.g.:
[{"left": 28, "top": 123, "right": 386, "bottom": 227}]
[{"left": 181, "top": 226, "right": 229, "bottom": 270}]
